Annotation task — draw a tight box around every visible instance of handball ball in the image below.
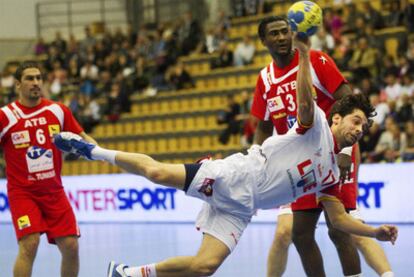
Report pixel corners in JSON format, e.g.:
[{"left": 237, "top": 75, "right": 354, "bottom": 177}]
[{"left": 287, "top": 1, "right": 322, "bottom": 38}]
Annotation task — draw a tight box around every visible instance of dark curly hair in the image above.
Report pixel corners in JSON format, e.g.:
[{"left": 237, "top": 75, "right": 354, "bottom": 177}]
[
  {"left": 14, "top": 61, "right": 42, "bottom": 81},
  {"left": 258, "top": 16, "right": 289, "bottom": 40},
  {"left": 328, "top": 93, "right": 376, "bottom": 132}
]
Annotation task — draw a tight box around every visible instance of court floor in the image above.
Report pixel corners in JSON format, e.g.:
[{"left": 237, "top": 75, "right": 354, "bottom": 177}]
[{"left": 0, "top": 223, "right": 411, "bottom": 276}]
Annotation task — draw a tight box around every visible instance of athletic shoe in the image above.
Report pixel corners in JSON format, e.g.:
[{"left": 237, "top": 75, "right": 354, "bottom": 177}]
[
  {"left": 54, "top": 132, "right": 96, "bottom": 160},
  {"left": 107, "top": 261, "right": 130, "bottom": 277}
]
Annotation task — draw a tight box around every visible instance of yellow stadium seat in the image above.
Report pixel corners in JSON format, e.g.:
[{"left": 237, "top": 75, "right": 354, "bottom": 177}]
[
  {"left": 137, "top": 140, "right": 146, "bottom": 152},
  {"left": 168, "top": 137, "right": 179, "bottom": 152},
  {"left": 175, "top": 117, "right": 185, "bottom": 131},
  {"left": 185, "top": 117, "right": 195, "bottom": 131},
  {"left": 146, "top": 139, "right": 157, "bottom": 154},
  {"left": 163, "top": 118, "right": 174, "bottom": 132},
  {"left": 157, "top": 138, "right": 168, "bottom": 153}
]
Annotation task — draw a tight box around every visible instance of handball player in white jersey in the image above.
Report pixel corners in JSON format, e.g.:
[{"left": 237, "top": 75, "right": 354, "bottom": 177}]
[{"left": 54, "top": 37, "right": 397, "bottom": 277}]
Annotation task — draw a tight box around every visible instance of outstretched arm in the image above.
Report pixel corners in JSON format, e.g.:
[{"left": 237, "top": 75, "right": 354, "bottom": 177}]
[
  {"left": 321, "top": 198, "right": 398, "bottom": 244},
  {"left": 295, "top": 37, "right": 315, "bottom": 127}
]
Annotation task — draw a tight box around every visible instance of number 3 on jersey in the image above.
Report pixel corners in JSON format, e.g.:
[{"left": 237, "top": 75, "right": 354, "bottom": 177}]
[{"left": 285, "top": 94, "right": 296, "bottom": 112}]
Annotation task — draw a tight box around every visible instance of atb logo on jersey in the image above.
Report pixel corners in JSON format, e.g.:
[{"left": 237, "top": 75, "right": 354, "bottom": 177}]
[
  {"left": 198, "top": 178, "right": 215, "bottom": 197},
  {"left": 296, "top": 159, "right": 317, "bottom": 193}
]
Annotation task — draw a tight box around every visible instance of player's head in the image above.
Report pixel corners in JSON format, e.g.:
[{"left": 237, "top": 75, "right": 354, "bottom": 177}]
[
  {"left": 329, "top": 93, "right": 376, "bottom": 149},
  {"left": 258, "top": 16, "right": 293, "bottom": 56},
  {"left": 14, "top": 61, "right": 44, "bottom": 102}
]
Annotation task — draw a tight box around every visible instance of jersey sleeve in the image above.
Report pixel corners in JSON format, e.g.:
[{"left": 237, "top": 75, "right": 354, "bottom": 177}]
[
  {"left": 250, "top": 73, "right": 267, "bottom": 120},
  {"left": 295, "top": 102, "right": 324, "bottom": 135},
  {"left": 312, "top": 51, "right": 347, "bottom": 95},
  {"left": 59, "top": 103, "right": 84, "bottom": 134}
]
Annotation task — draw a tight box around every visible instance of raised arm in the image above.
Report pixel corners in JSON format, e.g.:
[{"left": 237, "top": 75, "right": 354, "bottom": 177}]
[{"left": 295, "top": 37, "right": 314, "bottom": 127}]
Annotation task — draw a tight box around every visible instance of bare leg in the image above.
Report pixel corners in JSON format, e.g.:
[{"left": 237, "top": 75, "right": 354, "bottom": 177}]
[
  {"left": 124, "top": 233, "right": 230, "bottom": 277},
  {"left": 267, "top": 214, "right": 293, "bottom": 277},
  {"left": 115, "top": 152, "right": 187, "bottom": 189},
  {"left": 352, "top": 235, "right": 392, "bottom": 275},
  {"left": 13, "top": 233, "right": 40, "bottom": 277},
  {"left": 55, "top": 236, "right": 79, "bottom": 277},
  {"left": 325, "top": 211, "right": 361, "bottom": 276},
  {"left": 292, "top": 210, "right": 325, "bottom": 277}
]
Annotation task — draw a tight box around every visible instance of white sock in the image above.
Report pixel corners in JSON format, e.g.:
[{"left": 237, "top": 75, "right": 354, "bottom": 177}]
[
  {"left": 381, "top": 272, "right": 394, "bottom": 277},
  {"left": 124, "top": 263, "right": 157, "bottom": 277},
  {"left": 90, "top": 146, "right": 118, "bottom": 165},
  {"left": 344, "top": 274, "right": 362, "bottom": 277}
]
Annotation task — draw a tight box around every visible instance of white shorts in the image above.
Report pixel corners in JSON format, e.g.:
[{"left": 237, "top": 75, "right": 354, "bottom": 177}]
[
  {"left": 186, "top": 155, "right": 263, "bottom": 219},
  {"left": 277, "top": 204, "right": 292, "bottom": 216},
  {"left": 195, "top": 203, "right": 250, "bottom": 252}
]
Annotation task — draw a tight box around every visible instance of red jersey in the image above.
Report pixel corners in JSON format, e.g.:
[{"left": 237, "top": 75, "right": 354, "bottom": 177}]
[
  {"left": 0, "top": 99, "right": 83, "bottom": 194},
  {"left": 251, "top": 49, "right": 357, "bottom": 210},
  {"left": 251, "top": 49, "right": 345, "bottom": 134}
]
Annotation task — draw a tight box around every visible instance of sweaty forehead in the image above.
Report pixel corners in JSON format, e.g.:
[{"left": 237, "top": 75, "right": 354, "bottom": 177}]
[
  {"left": 266, "top": 21, "right": 289, "bottom": 32},
  {"left": 22, "top": 68, "right": 41, "bottom": 78}
]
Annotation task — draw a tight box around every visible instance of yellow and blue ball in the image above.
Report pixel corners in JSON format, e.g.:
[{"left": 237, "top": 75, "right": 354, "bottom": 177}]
[{"left": 287, "top": 1, "right": 322, "bottom": 38}]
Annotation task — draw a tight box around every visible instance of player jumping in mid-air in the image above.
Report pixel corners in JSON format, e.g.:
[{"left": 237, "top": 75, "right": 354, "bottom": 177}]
[{"left": 54, "top": 37, "right": 397, "bottom": 277}]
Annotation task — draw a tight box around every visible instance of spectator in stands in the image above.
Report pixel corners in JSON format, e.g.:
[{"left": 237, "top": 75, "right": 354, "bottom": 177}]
[
  {"left": 361, "top": 1, "right": 383, "bottom": 29},
  {"left": 234, "top": 36, "right": 256, "bottom": 67},
  {"left": 34, "top": 37, "right": 48, "bottom": 56},
  {"left": 167, "top": 61, "right": 194, "bottom": 90},
  {"left": 203, "top": 26, "right": 221, "bottom": 54},
  {"left": 44, "top": 46, "right": 65, "bottom": 71},
  {"left": 360, "top": 122, "right": 382, "bottom": 163},
  {"left": 369, "top": 94, "right": 390, "bottom": 128},
  {"left": 178, "top": 12, "right": 202, "bottom": 56},
  {"left": 385, "top": 1, "right": 404, "bottom": 27},
  {"left": 67, "top": 57, "right": 81, "bottom": 85},
  {"left": 396, "top": 94, "right": 413, "bottom": 125},
  {"left": 310, "top": 27, "right": 335, "bottom": 54},
  {"left": 332, "top": 36, "right": 354, "bottom": 70},
  {"left": 383, "top": 73, "right": 403, "bottom": 101},
  {"left": 210, "top": 41, "right": 233, "bottom": 69},
  {"left": 80, "top": 59, "right": 99, "bottom": 81},
  {"left": 238, "top": 90, "right": 256, "bottom": 146},
  {"left": 79, "top": 95, "right": 101, "bottom": 133},
  {"left": 131, "top": 56, "right": 151, "bottom": 93},
  {"left": 401, "top": 0, "right": 414, "bottom": 32},
  {"left": 216, "top": 10, "right": 231, "bottom": 32},
  {"left": 379, "top": 55, "right": 400, "bottom": 82},
  {"left": 402, "top": 120, "right": 414, "bottom": 161},
  {"left": 80, "top": 26, "right": 97, "bottom": 57},
  {"left": 360, "top": 77, "right": 380, "bottom": 96},
  {"left": 348, "top": 36, "right": 378, "bottom": 81},
  {"left": 106, "top": 82, "right": 122, "bottom": 122},
  {"left": 50, "top": 60, "right": 67, "bottom": 98},
  {"left": 218, "top": 94, "right": 240, "bottom": 145},
  {"left": 370, "top": 116, "right": 407, "bottom": 162},
  {"left": 401, "top": 73, "right": 414, "bottom": 96},
  {"left": 51, "top": 31, "right": 67, "bottom": 54},
  {"left": 398, "top": 55, "right": 414, "bottom": 77}
]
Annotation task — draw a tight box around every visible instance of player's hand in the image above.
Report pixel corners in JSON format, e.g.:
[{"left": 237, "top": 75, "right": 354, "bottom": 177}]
[
  {"left": 375, "top": 225, "right": 398, "bottom": 244},
  {"left": 293, "top": 33, "right": 310, "bottom": 54},
  {"left": 337, "top": 153, "right": 352, "bottom": 184}
]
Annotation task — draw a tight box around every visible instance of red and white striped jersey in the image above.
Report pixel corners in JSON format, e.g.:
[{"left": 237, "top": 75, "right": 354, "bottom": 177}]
[
  {"left": 251, "top": 49, "right": 346, "bottom": 135},
  {"left": 0, "top": 99, "right": 83, "bottom": 194}
]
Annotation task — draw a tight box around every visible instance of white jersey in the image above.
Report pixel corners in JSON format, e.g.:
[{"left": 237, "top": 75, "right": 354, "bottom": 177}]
[
  {"left": 256, "top": 102, "right": 340, "bottom": 210},
  {"left": 187, "top": 102, "right": 340, "bottom": 218}
]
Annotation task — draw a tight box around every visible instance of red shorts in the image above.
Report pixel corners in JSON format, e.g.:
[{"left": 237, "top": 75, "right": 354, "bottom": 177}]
[
  {"left": 8, "top": 189, "right": 80, "bottom": 244},
  {"left": 292, "top": 145, "right": 359, "bottom": 211}
]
